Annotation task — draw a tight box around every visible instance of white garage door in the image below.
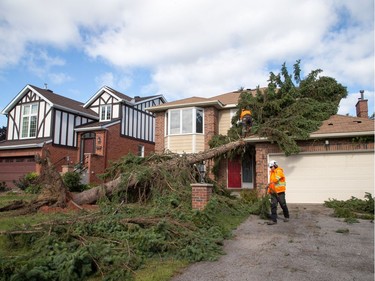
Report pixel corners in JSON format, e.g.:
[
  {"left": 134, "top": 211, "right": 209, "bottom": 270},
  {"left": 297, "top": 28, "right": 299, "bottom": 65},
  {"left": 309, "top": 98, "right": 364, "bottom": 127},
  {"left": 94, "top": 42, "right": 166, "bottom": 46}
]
[{"left": 270, "top": 152, "right": 374, "bottom": 203}]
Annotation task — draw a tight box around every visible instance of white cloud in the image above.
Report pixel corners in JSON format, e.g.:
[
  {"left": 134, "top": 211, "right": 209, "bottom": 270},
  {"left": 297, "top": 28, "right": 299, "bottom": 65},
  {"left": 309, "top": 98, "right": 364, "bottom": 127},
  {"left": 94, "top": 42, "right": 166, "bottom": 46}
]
[
  {"left": 95, "top": 71, "right": 133, "bottom": 91},
  {"left": 0, "top": 0, "right": 373, "bottom": 103},
  {"left": 338, "top": 90, "right": 374, "bottom": 116}
]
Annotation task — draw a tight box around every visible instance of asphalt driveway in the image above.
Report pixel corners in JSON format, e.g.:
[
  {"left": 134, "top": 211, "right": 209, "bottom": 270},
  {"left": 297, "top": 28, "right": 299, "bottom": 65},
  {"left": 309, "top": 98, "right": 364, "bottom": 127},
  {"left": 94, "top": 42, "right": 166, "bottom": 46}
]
[{"left": 171, "top": 204, "right": 374, "bottom": 281}]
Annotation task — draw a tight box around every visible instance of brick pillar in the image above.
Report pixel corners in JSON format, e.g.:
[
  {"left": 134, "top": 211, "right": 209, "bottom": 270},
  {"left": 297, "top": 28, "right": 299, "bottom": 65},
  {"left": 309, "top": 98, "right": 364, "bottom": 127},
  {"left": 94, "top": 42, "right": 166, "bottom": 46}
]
[
  {"left": 191, "top": 183, "right": 213, "bottom": 210},
  {"left": 255, "top": 144, "right": 268, "bottom": 194},
  {"left": 204, "top": 107, "right": 218, "bottom": 150},
  {"left": 154, "top": 112, "right": 165, "bottom": 153},
  {"left": 61, "top": 165, "right": 74, "bottom": 174}
]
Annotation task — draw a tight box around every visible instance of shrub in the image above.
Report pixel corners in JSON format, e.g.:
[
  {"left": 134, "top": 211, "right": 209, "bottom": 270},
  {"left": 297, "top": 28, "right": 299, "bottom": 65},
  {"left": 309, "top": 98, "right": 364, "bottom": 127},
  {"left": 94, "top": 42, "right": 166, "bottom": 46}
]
[
  {"left": 13, "top": 172, "right": 39, "bottom": 191},
  {"left": 62, "top": 171, "right": 87, "bottom": 192},
  {"left": 0, "top": 181, "right": 10, "bottom": 192}
]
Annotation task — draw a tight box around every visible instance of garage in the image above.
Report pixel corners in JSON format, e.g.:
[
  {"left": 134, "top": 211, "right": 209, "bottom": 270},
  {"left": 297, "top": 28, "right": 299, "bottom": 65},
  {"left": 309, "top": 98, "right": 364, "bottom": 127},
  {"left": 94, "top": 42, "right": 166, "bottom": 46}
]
[
  {"left": 269, "top": 151, "right": 374, "bottom": 203},
  {"left": 0, "top": 157, "right": 36, "bottom": 188}
]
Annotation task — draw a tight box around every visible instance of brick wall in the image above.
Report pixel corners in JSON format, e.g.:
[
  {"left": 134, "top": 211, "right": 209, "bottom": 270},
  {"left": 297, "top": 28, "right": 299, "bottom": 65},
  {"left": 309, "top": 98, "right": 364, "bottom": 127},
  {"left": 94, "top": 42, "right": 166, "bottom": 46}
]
[
  {"left": 154, "top": 112, "right": 165, "bottom": 153},
  {"left": 45, "top": 143, "right": 78, "bottom": 170},
  {"left": 78, "top": 123, "right": 156, "bottom": 184},
  {"left": 204, "top": 107, "right": 219, "bottom": 150},
  {"left": 0, "top": 144, "right": 77, "bottom": 188},
  {"left": 191, "top": 183, "right": 213, "bottom": 210}
]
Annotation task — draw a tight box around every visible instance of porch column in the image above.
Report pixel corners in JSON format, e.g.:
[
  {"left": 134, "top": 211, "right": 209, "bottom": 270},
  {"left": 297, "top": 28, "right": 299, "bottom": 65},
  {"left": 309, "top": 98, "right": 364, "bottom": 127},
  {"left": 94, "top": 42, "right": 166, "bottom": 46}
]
[{"left": 191, "top": 183, "right": 213, "bottom": 210}]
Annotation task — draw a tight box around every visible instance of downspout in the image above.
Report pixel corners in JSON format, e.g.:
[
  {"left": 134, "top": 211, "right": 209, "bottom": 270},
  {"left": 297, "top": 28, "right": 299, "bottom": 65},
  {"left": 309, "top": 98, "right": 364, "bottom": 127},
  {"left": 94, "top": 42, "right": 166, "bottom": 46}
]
[{"left": 104, "top": 130, "right": 108, "bottom": 172}]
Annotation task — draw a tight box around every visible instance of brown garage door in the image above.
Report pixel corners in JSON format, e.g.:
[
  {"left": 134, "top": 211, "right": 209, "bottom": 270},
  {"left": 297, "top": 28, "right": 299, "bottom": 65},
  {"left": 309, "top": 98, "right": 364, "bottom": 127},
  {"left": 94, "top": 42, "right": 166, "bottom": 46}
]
[{"left": 0, "top": 157, "right": 36, "bottom": 188}]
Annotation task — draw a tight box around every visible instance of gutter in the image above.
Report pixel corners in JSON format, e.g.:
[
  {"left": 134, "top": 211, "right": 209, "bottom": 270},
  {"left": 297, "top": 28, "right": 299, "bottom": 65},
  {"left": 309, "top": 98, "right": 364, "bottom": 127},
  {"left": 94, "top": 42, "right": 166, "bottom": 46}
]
[
  {"left": 74, "top": 120, "right": 120, "bottom": 132},
  {"left": 146, "top": 100, "right": 224, "bottom": 112},
  {"left": 244, "top": 131, "right": 374, "bottom": 143},
  {"left": 0, "top": 139, "right": 52, "bottom": 150}
]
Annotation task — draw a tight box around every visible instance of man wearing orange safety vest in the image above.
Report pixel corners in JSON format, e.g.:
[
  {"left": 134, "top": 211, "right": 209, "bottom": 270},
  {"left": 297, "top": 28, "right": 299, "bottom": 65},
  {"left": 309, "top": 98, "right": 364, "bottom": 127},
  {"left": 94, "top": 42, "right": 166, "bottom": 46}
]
[
  {"left": 267, "top": 160, "right": 290, "bottom": 225},
  {"left": 239, "top": 108, "right": 252, "bottom": 137}
]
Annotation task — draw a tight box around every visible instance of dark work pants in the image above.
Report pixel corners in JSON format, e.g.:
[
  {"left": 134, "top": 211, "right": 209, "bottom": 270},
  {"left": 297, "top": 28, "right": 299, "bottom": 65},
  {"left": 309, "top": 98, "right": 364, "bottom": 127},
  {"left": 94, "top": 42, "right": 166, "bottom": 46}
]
[{"left": 270, "top": 192, "right": 289, "bottom": 222}]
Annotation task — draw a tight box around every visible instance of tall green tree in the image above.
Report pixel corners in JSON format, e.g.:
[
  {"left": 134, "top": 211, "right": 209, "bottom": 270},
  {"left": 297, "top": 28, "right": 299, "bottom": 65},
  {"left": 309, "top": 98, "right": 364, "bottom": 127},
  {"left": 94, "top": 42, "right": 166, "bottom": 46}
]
[
  {"left": 229, "top": 61, "right": 348, "bottom": 155},
  {"left": 0, "top": 126, "right": 6, "bottom": 141}
]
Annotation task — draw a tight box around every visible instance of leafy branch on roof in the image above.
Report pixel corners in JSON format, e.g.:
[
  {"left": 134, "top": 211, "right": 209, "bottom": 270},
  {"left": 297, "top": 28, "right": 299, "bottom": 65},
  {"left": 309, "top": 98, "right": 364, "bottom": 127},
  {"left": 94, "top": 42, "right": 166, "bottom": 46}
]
[{"left": 226, "top": 60, "right": 348, "bottom": 155}]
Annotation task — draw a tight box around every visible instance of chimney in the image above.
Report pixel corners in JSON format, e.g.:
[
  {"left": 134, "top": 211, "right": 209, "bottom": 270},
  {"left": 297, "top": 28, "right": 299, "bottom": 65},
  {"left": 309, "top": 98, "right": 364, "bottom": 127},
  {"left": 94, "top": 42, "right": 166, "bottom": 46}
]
[{"left": 355, "top": 90, "right": 368, "bottom": 118}]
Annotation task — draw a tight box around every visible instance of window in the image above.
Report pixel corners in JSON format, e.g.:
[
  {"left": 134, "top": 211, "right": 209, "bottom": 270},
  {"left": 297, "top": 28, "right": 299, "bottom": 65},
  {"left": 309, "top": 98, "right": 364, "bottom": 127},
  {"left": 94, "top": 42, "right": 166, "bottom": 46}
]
[
  {"left": 21, "top": 103, "right": 38, "bottom": 138},
  {"left": 167, "top": 108, "right": 204, "bottom": 135},
  {"left": 138, "top": 145, "right": 145, "bottom": 157},
  {"left": 196, "top": 109, "right": 203, "bottom": 133},
  {"left": 100, "top": 105, "right": 111, "bottom": 121}
]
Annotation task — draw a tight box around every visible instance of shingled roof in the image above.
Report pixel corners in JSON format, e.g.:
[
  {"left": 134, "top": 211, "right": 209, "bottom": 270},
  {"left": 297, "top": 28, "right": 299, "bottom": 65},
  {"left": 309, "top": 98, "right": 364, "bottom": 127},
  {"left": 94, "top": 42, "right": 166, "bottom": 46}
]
[
  {"left": 2, "top": 84, "right": 98, "bottom": 119},
  {"left": 146, "top": 89, "right": 261, "bottom": 112},
  {"left": 311, "top": 115, "right": 374, "bottom": 137}
]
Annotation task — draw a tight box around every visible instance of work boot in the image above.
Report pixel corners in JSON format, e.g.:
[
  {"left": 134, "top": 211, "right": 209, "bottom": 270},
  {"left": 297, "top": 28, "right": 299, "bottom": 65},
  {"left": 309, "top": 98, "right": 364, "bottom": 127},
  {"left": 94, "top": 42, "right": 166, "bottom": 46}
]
[
  {"left": 267, "top": 221, "right": 277, "bottom": 225},
  {"left": 283, "top": 218, "right": 289, "bottom": 222}
]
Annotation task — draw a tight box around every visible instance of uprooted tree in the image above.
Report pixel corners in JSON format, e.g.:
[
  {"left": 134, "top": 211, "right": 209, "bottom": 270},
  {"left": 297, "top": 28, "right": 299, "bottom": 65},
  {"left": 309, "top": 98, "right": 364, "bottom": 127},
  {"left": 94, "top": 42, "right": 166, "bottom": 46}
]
[
  {"left": 0, "top": 139, "right": 246, "bottom": 213},
  {"left": 0, "top": 61, "right": 348, "bottom": 213}
]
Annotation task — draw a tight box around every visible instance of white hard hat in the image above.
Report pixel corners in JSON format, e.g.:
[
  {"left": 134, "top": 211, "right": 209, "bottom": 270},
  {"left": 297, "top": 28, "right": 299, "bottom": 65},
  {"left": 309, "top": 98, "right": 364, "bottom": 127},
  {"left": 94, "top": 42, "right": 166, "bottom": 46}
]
[{"left": 269, "top": 160, "right": 277, "bottom": 167}]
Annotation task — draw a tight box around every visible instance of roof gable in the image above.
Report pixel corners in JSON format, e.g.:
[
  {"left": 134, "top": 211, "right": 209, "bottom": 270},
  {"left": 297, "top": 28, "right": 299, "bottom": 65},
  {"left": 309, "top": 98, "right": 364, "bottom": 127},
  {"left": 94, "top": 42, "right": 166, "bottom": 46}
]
[
  {"left": 84, "top": 86, "right": 166, "bottom": 108},
  {"left": 2, "top": 84, "right": 97, "bottom": 119},
  {"left": 84, "top": 86, "right": 131, "bottom": 107}
]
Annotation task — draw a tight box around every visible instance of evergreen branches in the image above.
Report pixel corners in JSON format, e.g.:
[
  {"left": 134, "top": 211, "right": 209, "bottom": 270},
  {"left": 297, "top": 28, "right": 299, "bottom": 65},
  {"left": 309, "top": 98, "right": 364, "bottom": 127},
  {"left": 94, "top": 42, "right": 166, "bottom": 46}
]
[{"left": 234, "top": 60, "right": 348, "bottom": 155}]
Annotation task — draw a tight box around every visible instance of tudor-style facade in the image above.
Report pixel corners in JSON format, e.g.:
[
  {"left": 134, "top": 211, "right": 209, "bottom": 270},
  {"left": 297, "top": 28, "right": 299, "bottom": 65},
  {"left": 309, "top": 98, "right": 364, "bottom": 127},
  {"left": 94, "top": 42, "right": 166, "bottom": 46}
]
[
  {"left": 76, "top": 86, "right": 165, "bottom": 183},
  {"left": 148, "top": 91, "right": 374, "bottom": 204},
  {"left": 0, "top": 84, "right": 166, "bottom": 188}
]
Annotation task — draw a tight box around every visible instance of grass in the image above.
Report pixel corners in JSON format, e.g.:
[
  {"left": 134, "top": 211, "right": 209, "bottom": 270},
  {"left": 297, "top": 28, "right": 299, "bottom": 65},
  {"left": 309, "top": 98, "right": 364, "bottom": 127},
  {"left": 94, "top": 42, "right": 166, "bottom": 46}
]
[
  {"left": 134, "top": 258, "right": 189, "bottom": 281},
  {"left": 0, "top": 192, "right": 254, "bottom": 281},
  {"left": 0, "top": 192, "right": 37, "bottom": 208}
]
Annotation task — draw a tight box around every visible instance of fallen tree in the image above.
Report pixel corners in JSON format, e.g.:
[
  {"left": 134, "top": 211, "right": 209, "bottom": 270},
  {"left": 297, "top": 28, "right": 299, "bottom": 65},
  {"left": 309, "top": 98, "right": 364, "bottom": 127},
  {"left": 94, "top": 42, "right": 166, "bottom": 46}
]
[
  {"left": 0, "top": 139, "right": 245, "bottom": 213},
  {"left": 72, "top": 139, "right": 245, "bottom": 205}
]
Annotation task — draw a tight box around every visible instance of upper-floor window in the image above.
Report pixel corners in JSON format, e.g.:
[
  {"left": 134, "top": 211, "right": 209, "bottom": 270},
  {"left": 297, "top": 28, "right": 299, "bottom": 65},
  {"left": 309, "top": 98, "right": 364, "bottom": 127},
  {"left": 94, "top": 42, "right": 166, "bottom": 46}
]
[
  {"left": 21, "top": 103, "right": 38, "bottom": 138},
  {"left": 167, "top": 108, "right": 204, "bottom": 135},
  {"left": 100, "top": 105, "right": 111, "bottom": 121}
]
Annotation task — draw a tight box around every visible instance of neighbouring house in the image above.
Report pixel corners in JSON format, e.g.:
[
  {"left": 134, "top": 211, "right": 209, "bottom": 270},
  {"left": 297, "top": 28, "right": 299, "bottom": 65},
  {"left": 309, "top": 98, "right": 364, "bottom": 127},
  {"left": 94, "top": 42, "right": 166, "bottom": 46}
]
[
  {"left": 147, "top": 90, "right": 374, "bottom": 204},
  {"left": 0, "top": 84, "right": 166, "bottom": 188}
]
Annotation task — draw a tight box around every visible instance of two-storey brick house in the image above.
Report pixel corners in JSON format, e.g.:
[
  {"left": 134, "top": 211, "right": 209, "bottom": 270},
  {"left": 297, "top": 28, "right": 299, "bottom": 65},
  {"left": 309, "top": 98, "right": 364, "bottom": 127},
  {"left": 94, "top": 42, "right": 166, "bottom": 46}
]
[
  {"left": 0, "top": 84, "right": 166, "bottom": 187},
  {"left": 148, "top": 91, "right": 374, "bottom": 203}
]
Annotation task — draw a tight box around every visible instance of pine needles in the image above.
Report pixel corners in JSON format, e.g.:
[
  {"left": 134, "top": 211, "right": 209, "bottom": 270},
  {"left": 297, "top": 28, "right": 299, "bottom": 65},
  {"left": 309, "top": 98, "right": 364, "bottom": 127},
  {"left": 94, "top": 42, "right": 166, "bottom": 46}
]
[{"left": 0, "top": 153, "right": 260, "bottom": 281}]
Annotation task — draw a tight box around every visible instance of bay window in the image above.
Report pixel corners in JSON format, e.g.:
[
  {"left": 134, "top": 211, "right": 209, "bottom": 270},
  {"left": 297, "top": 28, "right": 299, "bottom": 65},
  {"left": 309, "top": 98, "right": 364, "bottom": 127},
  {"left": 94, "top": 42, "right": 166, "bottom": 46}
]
[{"left": 167, "top": 108, "right": 204, "bottom": 135}]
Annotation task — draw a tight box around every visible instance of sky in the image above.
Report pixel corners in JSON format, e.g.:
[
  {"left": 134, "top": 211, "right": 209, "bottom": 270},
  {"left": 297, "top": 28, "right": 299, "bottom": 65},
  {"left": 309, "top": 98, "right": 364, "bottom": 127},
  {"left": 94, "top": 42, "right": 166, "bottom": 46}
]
[{"left": 0, "top": 0, "right": 374, "bottom": 127}]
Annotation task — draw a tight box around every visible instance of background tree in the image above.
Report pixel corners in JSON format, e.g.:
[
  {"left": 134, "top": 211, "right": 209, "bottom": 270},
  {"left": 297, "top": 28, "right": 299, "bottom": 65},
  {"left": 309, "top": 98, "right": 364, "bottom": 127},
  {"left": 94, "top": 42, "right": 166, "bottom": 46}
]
[
  {"left": 0, "top": 126, "right": 6, "bottom": 141},
  {"left": 228, "top": 60, "right": 348, "bottom": 155}
]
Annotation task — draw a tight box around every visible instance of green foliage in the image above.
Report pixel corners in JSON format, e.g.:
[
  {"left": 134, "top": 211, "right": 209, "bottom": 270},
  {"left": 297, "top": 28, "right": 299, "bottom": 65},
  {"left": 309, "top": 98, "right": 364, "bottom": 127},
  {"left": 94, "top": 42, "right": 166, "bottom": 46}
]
[
  {"left": 324, "top": 193, "right": 374, "bottom": 220},
  {"left": 240, "top": 189, "right": 259, "bottom": 204},
  {"left": 352, "top": 136, "right": 374, "bottom": 143},
  {"left": 13, "top": 172, "right": 41, "bottom": 192},
  {"left": 0, "top": 182, "right": 9, "bottom": 192},
  {"left": 335, "top": 228, "right": 350, "bottom": 234},
  {"left": 0, "top": 152, "right": 267, "bottom": 281},
  {"left": 230, "top": 61, "right": 347, "bottom": 155},
  {"left": 62, "top": 172, "right": 87, "bottom": 192}
]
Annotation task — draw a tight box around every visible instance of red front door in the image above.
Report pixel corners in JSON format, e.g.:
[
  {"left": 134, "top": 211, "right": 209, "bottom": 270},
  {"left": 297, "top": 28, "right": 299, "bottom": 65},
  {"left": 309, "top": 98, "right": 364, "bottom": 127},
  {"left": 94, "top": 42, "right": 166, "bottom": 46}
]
[
  {"left": 84, "top": 138, "right": 95, "bottom": 154},
  {"left": 228, "top": 157, "right": 241, "bottom": 188}
]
